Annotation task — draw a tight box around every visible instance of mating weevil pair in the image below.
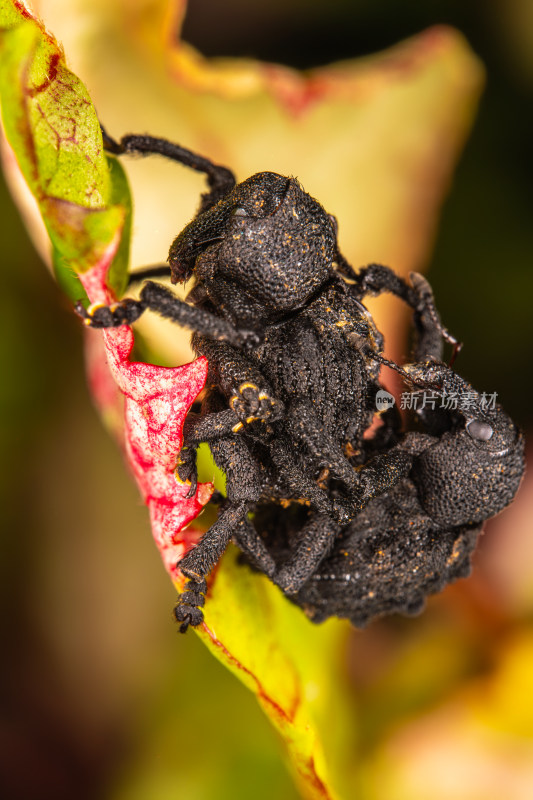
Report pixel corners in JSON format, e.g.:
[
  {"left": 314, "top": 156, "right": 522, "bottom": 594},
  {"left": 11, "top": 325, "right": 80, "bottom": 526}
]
[{"left": 77, "top": 127, "right": 525, "bottom": 631}]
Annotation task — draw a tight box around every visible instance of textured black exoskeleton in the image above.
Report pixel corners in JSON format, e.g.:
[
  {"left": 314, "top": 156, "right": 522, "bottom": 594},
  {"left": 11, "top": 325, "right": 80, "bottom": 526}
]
[
  {"left": 78, "top": 128, "right": 524, "bottom": 631},
  {"left": 247, "top": 360, "right": 524, "bottom": 624}
]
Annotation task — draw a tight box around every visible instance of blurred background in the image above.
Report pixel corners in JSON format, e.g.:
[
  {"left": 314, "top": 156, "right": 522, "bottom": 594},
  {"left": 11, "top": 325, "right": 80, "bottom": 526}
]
[{"left": 1, "top": 1, "right": 532, "bottom": 798}]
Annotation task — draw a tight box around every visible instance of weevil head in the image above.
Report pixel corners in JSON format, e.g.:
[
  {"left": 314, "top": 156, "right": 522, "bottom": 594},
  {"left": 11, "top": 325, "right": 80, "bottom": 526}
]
[{"left": 168, "top": 172, "right": 337, "bottom": 313}]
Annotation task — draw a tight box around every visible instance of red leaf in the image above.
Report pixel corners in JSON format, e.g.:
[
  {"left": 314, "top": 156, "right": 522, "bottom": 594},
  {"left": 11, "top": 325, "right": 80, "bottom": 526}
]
[{"left": 79, "top": 246, "right": 213, "bottom": 583}]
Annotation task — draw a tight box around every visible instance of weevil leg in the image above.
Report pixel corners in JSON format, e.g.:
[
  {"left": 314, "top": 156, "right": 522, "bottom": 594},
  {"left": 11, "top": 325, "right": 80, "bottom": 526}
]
[
  {"left": 232, "top": 516, "right": 277, "bottom": 576},
  {"left": 101, "top": 125, "right": 235, "bottom": 211},
  {"left": 127, "top": 264, "right": 171, "bottom": 286},
  {"left": 408, "top": 272, "right": 462, "bottom": 364},
  {"left": 346, "top": 263, "right": 461, "bottom": 363},
  {"left": 231, "top": 509, "right": 341, "bottom": 595},
  {"left": 268, "top": 439, "right": 351, "bottom": 526},
  {"left": 174, "top": 432, "right": 266, "bottom": 631},
  {"left": 75, "top": 280, "right": 259, "bottom": 348},
  {"left": 174, "top": 500, "right": 250, "bottom": 632},
  {"left": 192, "top": 335, "right": 284, "bottom": 428},
  {"left": 272, "top": 513, "right": 341, "bottom": 594},
  {"left": 343, "top": 444, "right": 415, "bottom": 519},
  {"left": 178, "top": 500, "right": 250, "bottom": 581},
  {"left": 283, "top": 399, "right": 359, "bottom": 490},
  {"left": 177, "top": 409, "right": 250, "bottom": 499}
]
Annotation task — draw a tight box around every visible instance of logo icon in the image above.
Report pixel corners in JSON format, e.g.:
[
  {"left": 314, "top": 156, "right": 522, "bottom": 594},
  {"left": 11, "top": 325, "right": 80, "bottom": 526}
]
[{"left": 375, "top": 389, "right": 396, "bottom": 411}]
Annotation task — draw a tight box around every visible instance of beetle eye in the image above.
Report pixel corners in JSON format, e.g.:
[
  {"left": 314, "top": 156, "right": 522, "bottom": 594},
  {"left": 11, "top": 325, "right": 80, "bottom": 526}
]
[
  {"left": 233, "top": 206, "right": 247, "bottom": 217},
  {"left": 466, "top": 419, "right": 494, "bottom": 441}
]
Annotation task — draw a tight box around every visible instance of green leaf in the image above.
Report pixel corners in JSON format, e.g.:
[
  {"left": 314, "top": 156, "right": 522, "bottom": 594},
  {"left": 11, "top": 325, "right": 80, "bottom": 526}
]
[{"left": 0, "top": 1, "right": 130, "bottom": 299}]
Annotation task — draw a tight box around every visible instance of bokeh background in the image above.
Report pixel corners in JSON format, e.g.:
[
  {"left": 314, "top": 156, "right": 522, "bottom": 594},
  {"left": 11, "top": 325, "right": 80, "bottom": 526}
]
[{"left": 1, "top": 1, "right": 532, "bottom": 798}]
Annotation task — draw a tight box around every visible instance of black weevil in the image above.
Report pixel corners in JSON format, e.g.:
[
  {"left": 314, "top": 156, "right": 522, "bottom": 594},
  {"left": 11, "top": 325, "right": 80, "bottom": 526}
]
[{"left": 77, "top": 129, "right": 524, "bottom": 630}]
